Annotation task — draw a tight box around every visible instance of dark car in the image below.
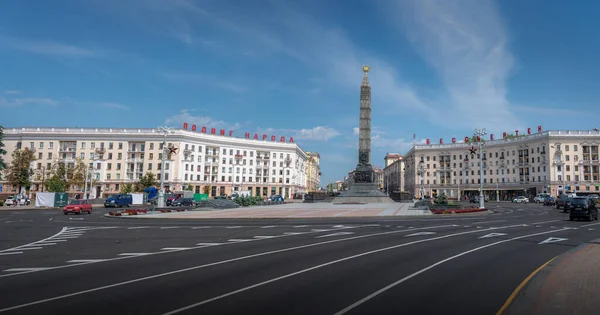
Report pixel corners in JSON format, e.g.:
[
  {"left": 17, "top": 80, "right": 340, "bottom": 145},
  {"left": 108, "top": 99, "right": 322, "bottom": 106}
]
[
  {"left": 569, "top": 197, "right": 598, "bottom": 221},
  {"left": 543, "top": 196, "right": 555, "bottom": 206},
  {"left": 171, "top": 198, "right": 195, "bottom": 207},
  {"left": 555, "top": 195, "right": 572, "bottom": 212}
]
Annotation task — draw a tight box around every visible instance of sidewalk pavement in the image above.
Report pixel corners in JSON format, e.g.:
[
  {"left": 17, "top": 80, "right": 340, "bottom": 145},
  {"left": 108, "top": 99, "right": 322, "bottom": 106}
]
[
  {"left": 0, "top": 204, "right": 105, "bottom": 211},
  {"left": 501, "top": 238, "right": 600, "bottom": 315}
]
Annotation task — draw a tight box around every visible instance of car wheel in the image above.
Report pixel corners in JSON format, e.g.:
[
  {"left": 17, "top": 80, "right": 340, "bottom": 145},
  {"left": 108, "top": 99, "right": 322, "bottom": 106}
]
[
  {"left": 589, "top": 213, "right": 593, "bottom": 221},
  {"left": 64, "top": 212, "right": 68, "bottom": 215},
  {"left": 569, "top": 216, "right": 574, "bottom": 221}
]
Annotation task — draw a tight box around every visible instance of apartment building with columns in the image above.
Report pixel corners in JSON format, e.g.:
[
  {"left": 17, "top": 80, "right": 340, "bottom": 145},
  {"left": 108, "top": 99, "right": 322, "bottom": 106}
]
[
  {"left": 1, "top": 126, "right": 309, "bottom": 199},
  {"left": 383, "top": 153, "right": 404, "bottom": 194},
  {"left": 403, "top": 129, "right": 600, "bottom": 200}
]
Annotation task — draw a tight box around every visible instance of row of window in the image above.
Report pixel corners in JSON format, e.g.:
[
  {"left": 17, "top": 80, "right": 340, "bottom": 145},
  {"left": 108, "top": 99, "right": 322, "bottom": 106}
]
[{"left": 182, "top": 174, "right": 292, "bottom": 184}]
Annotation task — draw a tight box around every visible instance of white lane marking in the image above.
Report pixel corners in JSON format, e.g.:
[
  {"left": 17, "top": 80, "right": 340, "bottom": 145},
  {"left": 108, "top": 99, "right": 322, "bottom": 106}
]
[
  {"left": 0, "top": 227, "right": 67, "bottom": 254},
  {"left": 316, "top": 232, "right": 355, "bottom": 238},
  {"left": 405, "top": 232, "right": 436, "bottom": 237},
  {"left": 581, "top": 222, "right": 600, "bottom": 228},
  {"left": 530, "top": 220, "right": 561, "bottom": 225},
  {"left": 191, "top": 226, "right": 211, "bottom": 229},
  {"left": 283, "top": 232, "right": 304, "bottom": 235},
  {"left": 4, "top": 268, "right": 53, "bottom": 272},
  {"left": 293, "top": 225, "right": 308, "bottom": 228},
  {"left": 0, "top": 224, "right": 519, "bottom": 313},
  {"left": 538, "top": 237, "right": 569, "bottom": 245},
  {"left": 118, "top": 253, "right": 152, "bottom": 256},
  {"left": 589, "top": 228, "right": 595, "bottom": 231},
  {"left": 160, "top": 224, "right": 544, "bottom": 315},
  {"left": 0, "top": 224, "right": 450, "bottom": 280},
  {"left": 471, "top": 220, "right": 507, "bottom": 225},
  {"left": 51, "top": 237, "right": 79, "bottom": 240},
  {"left": 260, "top": 226, "right": 276, "bottom": 229},
  {"left": 6, "top": 247, "right": 43, "bottom": 251},
  {"left": 253, "top": 236, "right": 277, "bottom": 239},
  {"left": 311, "top": 229, "right": 331, "bottom": 232},
  {"left": 66, "top": 260, "right": 107, "bottom": 263},
  {"left": 40, "top": 240, "right": 67, "bottom": 242},
  {"left": 226, "top": 226, "right": 243, "bottom": 229},
  {"left": 332, "top": 228, "right": 572, "bottom": 315},
  {"left": 478, "top": 233, "right": 507, "bottom": 239},
  {"left": 160, "top": 227, "right": 180, "bottom": 230},
  {"left": 0, "top": 252, "right": 22, "bottom": 256},
  {"left": 228, "top": 239, "right": 253, "bottom": 242},
  {"left": 35, "top": 243, "right": 57, "bottom": 246},
  {"left": 128, "top": 227, "right": 151, "bottom": 230},
  {"left": 68, "top": 218, "right": 84, "bottom": 220},
  {"left": 161, "top": 248, "right": 193, "bottom": 251}
]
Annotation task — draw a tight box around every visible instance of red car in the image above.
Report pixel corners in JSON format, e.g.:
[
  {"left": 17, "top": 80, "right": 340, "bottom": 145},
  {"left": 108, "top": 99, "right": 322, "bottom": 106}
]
[{"left": 63, "top": 200, "right": 93, "bottom": 215}]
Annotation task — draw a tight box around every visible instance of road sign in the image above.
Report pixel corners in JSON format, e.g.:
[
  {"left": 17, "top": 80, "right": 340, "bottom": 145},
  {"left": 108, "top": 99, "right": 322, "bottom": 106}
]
[
  {"left": 53, "top": 192, "right": 69, "bottom": 208},
  {"left": 0, "top": 185, "right": 2, "bottom": 192}
]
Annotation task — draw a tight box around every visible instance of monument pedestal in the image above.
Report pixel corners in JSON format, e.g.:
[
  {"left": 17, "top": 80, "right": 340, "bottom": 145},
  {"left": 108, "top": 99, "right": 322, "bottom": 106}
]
[{"left": 332, "top": 182, "right": 394, "bottom": 204}]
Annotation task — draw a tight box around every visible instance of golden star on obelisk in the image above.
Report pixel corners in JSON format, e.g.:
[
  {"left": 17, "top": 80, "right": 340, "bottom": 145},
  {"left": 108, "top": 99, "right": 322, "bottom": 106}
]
[{"left": 362, "top": 65, "right": 370, "bottom": 74}]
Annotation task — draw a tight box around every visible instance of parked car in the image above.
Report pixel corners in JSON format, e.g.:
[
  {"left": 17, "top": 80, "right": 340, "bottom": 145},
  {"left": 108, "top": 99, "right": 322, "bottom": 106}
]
[
  {"left": 543, "top": 196, "right": 556, "bottom": 206},
  {"left": 555, "top": 194, "right": 572, "bottom": 211},
  {"left": 268, "top": 195, "right": 284, "bottom": 202},
  {"left": 104, "top": 194, "right": 133, "bottom": 208},
  {"left": 569, "top": 197, "right": 598, "bottom": 221},
  {"left": 534, "top": 193, "right": 550, "bottom": 203},
  {"left": 4, "top": 196, "right": 31, "bottom": 206},
  {"left": 63, "top": 199, "right": 92, "bottom": 215},
  {"left": 512, "top": 196, "right": 529, "bottom": 203},
  {"left": 171, "top": 197, "right": 195, "bottom": 207}
]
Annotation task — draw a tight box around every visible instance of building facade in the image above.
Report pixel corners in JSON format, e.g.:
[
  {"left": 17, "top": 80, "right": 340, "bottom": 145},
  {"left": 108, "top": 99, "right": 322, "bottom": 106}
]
[
  {"left": 1, "top": 127, "right": 309, "bottom": 199},
  {"left": 305, "top": 151, "right": 321, "bottom": 192},
  {"left": 383, "top": 153, "right": 404, "bottom": 194},
  {"left": 403, "top": 130, "right": 600, "bottom": 200}
]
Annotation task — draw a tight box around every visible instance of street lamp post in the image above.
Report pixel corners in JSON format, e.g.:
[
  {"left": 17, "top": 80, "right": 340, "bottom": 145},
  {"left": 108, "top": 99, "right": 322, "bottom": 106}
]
[
  {"left": 474, "top": 128, "right": 488, "bottom": 209},
  {"left": 156, "top": 126, "right": 174, "bottom": 208},
  {"left": 418, "top": 161, "right": 425, "bottom": 199}
]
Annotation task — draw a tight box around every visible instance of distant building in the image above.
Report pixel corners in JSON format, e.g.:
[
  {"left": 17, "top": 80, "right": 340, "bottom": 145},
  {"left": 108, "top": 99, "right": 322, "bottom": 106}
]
[
  {"left": 1, "top": 126, "right": 309, "bottom": 199},
  {"left": 403, "top": 129, "right": 600, "bottom": 200},
  {"left": 305, "top": 151, "right": 321, "bottom": 192},
  {"left": 383, "top": 153, "right": 404, "bottom": 193}
]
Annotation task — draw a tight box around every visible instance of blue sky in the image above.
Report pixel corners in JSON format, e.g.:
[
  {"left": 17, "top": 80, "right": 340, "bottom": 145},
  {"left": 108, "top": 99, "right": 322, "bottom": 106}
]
[{"left": 1, "top": 0, "right": 599, "bottom": 186}]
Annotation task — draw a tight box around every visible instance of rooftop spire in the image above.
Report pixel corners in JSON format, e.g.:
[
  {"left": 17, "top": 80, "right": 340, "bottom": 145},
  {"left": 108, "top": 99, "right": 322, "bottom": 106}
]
[{"left": 362, "top": 65, "right": 370, "bottom": 86}]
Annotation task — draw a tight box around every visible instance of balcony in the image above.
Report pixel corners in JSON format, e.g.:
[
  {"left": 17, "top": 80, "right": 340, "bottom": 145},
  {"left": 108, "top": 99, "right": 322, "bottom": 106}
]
[
  {"left": 257, "top": 155, "right": 270, "bottom": 160},
  {"left": 95, "top": 147, "right": 105, "bottom": 154},
  {"left": 59, "top": 147, "right": 76, "bottom": 153},
  {"left": 127, "top": 148, "right": 143, "bottom": 153},
  {"left": 235, "top": 154, "right": 243, "bottom": 159}
]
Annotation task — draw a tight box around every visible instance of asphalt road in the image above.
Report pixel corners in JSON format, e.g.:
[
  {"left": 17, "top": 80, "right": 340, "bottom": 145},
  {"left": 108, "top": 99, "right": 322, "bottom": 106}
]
[{"left": 0, "top": 202, "right": 599, "bottom": 315}]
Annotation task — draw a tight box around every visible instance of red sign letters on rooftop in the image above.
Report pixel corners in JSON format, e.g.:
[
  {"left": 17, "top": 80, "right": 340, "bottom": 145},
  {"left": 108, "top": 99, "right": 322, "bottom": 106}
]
[
  {"left": 181, "top": 123, "right": 294, "bottom": 143},
  {"left": 425, "top": 125, "right": 543, "bottom": 145}
]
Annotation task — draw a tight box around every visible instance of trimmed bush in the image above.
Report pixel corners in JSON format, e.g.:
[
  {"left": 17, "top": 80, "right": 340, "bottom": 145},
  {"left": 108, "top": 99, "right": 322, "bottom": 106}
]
[{"left": 0, "top": 201, "right": 3, "bottom": 206}]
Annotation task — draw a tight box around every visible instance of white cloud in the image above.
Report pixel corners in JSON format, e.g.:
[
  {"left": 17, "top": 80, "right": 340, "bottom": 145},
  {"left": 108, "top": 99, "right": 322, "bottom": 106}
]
[
  {"left": 384, "top": 0, "right": 521, "bottom": 130},
  {"left": 164, "top": 109, "right": 242, "bottom": 130},
  {"left": 0, "top": 97, "right": 58, "bottom": 107},
  {"left": 3, "top": 90, "right": 21, "bottom": 95},
  {"left": 161, "top": 73, "right": 248, "bottom": 93},
  {"left": 0, "top": 36, "right": 104, "bottom": 58},
  {"left": 96, "top": 102, "right": 130, "bottom": 110}
]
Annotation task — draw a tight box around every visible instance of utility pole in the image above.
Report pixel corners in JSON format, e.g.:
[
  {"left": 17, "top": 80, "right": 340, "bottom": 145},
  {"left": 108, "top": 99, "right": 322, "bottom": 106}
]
[
  {"left": 84, "top": 166, "right": 89, "bottom": 199},
  {"left": 156, "top": 126, "right": 174, "bottom": 208}
]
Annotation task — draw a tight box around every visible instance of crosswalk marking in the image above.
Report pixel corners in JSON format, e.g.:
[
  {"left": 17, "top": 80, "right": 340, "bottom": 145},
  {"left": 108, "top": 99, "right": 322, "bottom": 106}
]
[
  {"left": 4, "top": 268, "right": 53, "bottom": 272},
  {"left": 67, "top": 259, "right": 107, "bottom": 263},
  {"left": 161, "top": 247, "right": 192, "bottom": 251}
]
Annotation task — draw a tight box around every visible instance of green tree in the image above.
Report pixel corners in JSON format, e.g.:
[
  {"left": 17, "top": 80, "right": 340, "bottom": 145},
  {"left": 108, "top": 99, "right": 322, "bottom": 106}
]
[
  {"left": 0, "top": 126, "right": 6, "bottom": 180},
  {"left": 4, "top": 148, "right": 36, "bottom": 192},
  {"left": 69, "top": 158, "right": 88, "bottom": 190},
  {"left": 182, "top": 184, "right": 193, "bottom": 191},
  {"left": 121, "top": 183, "right": 133, "bottom": 194},
  {"left": 46, "top": 174, "right": 69, "bottom": 192},
  {"left": 133, "top": 172, "right": 159, "bottom": 192},
  {"left": 469, "top": 135, "right": 485, "bottom": 143}
]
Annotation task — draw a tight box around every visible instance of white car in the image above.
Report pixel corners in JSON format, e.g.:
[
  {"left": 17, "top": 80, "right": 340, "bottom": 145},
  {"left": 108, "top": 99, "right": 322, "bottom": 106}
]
[
  {"left": 4, "top": 196, "right": 31, "bottom": 206},
  {"left": 512, "top": 196, "right": 529, "bottom": 203}
]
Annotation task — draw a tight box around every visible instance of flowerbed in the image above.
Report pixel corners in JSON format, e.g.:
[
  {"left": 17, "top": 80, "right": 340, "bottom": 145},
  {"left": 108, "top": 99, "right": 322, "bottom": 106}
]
[
  {"left": 430, "top": 208, "right": 487, "bottom": 214},
  {"left": 107, "top": 208, "right": 187, "bottom": 216}
]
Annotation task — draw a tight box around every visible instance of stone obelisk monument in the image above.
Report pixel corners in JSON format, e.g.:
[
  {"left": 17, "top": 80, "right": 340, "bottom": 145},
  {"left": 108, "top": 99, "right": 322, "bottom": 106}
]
[{"left": 333, "top": 65, "right": 394, "bottom": 204}]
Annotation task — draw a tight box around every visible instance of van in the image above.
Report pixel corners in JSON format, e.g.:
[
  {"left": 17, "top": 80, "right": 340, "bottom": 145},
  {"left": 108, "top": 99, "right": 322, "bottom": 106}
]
[{"left": 104, "top": 194, "right": 133, "bottom": 208}]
